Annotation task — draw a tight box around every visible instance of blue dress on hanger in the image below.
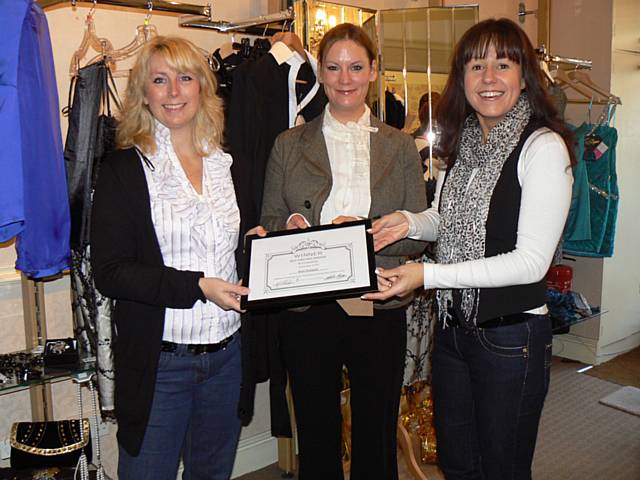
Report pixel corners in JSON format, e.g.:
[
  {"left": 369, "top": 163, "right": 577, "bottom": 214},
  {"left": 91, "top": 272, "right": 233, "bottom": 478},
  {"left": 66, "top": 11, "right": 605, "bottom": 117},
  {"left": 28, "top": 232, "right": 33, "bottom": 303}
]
[
  {"left": 0, "top": 0, "right": 70, "bottom": 277},
  {"left": 563, "top": 122, "right": 619, "bottom": 257}
]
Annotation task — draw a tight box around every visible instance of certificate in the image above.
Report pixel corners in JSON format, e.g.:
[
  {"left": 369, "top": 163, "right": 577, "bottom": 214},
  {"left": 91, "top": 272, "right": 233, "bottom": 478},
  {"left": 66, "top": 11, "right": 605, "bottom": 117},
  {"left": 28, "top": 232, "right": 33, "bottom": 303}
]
[{"left": 241, "top": 220, "right": 377, "bottom": 310}]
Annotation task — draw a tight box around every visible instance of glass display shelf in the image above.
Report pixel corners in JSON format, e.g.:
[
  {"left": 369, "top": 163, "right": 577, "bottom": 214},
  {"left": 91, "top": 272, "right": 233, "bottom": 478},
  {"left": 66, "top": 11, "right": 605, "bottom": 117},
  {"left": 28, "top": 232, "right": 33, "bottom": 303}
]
[
  {"left": 551, "top": 309, "right": 606, "bottom": 334},
  {"left": 0, "top": 357, "right": 95, "bottom": 396}
]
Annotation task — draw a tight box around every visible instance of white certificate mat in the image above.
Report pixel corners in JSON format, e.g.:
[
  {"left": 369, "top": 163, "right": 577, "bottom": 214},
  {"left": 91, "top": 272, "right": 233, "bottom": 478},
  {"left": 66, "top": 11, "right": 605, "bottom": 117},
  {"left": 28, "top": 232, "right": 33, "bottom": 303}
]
[{"left": 241, "top": 220, "right": 376, "bottom": 310}]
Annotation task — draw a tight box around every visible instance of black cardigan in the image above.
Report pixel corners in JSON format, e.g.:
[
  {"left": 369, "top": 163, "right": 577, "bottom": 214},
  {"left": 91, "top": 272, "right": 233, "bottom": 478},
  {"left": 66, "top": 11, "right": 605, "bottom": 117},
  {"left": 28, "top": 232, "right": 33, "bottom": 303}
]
[
  {"left": 92, "top": 147, "right": 281, "bottom": 455},
  {"left": 90, "top": 148, "right": 214, "bottom": 455}
]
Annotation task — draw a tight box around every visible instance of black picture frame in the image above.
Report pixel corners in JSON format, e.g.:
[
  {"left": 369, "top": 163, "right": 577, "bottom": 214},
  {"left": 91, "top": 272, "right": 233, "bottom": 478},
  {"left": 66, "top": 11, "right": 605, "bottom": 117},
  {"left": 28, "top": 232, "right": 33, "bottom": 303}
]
[{"left": 241, "top": 219, "right": 377, "bottom": 310}]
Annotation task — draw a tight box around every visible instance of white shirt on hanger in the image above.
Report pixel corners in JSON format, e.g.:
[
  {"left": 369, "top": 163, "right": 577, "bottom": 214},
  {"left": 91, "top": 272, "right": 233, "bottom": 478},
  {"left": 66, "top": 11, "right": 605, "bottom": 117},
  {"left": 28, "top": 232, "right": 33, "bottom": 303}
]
[{"left": 269, "top": 41, "right": 320, "bottom": 128}]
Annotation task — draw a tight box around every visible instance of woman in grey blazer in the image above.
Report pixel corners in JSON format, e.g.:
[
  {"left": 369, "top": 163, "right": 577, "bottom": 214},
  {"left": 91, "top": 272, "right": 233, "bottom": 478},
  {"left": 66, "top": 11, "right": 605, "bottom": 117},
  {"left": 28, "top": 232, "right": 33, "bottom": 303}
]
[{"left": 260, "top": 23, "right": 427, "bottom": 480}]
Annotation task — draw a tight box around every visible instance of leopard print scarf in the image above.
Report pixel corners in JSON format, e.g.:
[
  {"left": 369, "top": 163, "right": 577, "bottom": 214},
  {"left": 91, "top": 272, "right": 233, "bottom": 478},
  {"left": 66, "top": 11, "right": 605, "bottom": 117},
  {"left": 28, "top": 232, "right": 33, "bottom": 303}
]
[{"left": 436, "top": 93, "right": 532, "bottom": 326}]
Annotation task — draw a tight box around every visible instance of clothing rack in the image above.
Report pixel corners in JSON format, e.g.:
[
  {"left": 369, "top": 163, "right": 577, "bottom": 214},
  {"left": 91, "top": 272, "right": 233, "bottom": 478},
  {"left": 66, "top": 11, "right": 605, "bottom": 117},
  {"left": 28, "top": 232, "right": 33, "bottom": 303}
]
[
  {"left": 38, "top": 0, "right": 211, "bottom": 18},
  {"left": 180, "top": 8, "right": 294, "bottom": 36},
  {"left": 536, "top": 45, "right": 592, "bottom": 69},
  {"left": 537, "top": 45, "right": 622, "bottom": 106}
]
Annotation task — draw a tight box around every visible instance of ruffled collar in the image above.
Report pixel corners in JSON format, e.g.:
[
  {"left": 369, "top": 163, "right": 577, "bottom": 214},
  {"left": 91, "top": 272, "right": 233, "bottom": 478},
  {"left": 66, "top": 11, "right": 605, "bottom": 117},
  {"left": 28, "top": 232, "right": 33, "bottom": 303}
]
[
  {"left": 140, "top": 121, "right": 239, "bottom": 259},
  {"left": 322, "top": 104, "right": 378, "bottom": 138},
  {"left": 146, "top": 121, "right": 232, "bottom": 198}
]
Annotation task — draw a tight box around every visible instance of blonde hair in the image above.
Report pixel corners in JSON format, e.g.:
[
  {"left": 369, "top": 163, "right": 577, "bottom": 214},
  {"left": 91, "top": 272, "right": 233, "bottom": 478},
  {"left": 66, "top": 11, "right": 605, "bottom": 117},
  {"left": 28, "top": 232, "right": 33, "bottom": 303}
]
[{"left": 116, "top": 36, "right": 223, "bottom": 156}]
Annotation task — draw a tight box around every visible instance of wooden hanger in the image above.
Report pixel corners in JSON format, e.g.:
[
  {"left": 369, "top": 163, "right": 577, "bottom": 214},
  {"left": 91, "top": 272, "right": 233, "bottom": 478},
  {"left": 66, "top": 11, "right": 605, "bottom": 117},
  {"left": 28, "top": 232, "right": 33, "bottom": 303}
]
[
  {"left": 69, "top": 2, "right": 115, "bottom": 77},
  {"left": 551, "top": 68, "right": 621, "bottom": 105},
  {"left": 539, "top": 60, "right": 555, "bottom": 84},
  {"left": 271, "top": 31, "right": 307, "bottom": 60},
  {"left": 567, "top": 70, "right": 621, "bottom": 104}
]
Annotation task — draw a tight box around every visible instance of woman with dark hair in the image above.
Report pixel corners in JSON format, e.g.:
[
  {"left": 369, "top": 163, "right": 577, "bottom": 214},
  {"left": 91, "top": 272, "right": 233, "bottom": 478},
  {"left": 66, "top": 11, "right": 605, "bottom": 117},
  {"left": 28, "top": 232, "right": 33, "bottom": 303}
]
[
  {"left": 261, "top": 23, "right": 427, "bottom": 480},
  {"left": 363, "top": 18, "right": 574, "bottom": 479}
]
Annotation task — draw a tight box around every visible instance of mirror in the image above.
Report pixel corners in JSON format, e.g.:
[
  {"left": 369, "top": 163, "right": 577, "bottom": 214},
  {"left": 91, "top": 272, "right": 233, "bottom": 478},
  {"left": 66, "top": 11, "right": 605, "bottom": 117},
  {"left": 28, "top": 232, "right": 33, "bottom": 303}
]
[
  {"left": 295, "top": 2, "right": 479, "bottom": 138},
  {"left": 294, "top": 0, "right": 376, "bottom": 58},
  {"left": 373, "top": 6, "right": 478, "bottom": 132}
]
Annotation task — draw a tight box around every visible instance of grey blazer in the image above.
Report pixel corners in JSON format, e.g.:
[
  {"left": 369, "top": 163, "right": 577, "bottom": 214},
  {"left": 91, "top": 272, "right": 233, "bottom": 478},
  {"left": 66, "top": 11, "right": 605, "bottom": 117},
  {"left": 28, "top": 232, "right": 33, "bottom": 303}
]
[{"left": 261, "top": 112, "right": 428, "bottom": 307}]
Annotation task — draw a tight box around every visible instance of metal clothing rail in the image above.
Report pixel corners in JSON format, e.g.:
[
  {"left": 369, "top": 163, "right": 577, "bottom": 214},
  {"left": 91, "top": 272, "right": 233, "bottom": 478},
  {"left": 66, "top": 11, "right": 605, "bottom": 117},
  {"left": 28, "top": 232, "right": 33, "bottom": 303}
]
[
  {"left": 38, "top": 0, "right": 211, "bottom": 18},
  {"left": 180, "top": 8, "right": 293, "bottom": 34},
  {"left": 536, "top": 45, "right": 592, "bottom": 69}
]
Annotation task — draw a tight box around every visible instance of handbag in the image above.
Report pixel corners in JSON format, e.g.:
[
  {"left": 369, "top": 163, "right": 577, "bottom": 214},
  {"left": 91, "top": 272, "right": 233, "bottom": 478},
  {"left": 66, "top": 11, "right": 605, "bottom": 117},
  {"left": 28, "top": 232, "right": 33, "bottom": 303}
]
[{"left": 10, "top": 419, "right": 92, "bottom": 469}]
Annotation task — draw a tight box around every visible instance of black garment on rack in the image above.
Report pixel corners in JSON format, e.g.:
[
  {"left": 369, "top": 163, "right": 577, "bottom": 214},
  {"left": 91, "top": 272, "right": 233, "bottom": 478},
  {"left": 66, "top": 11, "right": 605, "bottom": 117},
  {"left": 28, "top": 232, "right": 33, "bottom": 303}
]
[
  {"left": 226, "top": 51, "right": 326, "bottom": 433},
  {"left": 214, "top": 39, "right": 272, "bottom": 118},
  {"left": 227, "top": 52, "right": 327, "bottom": 243},
  {"left": 64, "top": 61, "right": 118, "bottom": 248},
  {"left": 384, "top": 90, "right": 405, "bottom": 129},
  {"left": 63, "top": 60, "right": 119, "bottom": 412},
  {"left": 213, "top": 49, "right": 242, "bottom": 102}
]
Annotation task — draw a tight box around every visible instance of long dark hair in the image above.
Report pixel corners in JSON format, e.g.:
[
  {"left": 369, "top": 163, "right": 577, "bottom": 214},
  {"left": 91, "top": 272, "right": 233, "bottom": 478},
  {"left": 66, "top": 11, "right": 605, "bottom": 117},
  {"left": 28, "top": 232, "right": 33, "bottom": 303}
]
[{"left": 435, "top": 18, "right": 575, "bottom": 167}]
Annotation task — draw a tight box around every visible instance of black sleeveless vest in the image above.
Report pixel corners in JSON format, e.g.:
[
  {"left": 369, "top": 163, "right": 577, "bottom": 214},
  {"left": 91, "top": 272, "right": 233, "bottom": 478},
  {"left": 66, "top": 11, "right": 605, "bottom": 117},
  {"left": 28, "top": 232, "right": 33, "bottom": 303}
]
[{"left": 448, "top": 120, "right": 547, "bottom": 325}]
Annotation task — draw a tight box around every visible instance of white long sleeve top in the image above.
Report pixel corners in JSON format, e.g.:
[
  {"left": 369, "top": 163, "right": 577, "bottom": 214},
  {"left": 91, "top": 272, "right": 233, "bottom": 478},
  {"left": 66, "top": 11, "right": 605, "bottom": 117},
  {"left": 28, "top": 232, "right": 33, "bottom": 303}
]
[{"left": 402, "top": 127, "right": 573, "bottom": 314}]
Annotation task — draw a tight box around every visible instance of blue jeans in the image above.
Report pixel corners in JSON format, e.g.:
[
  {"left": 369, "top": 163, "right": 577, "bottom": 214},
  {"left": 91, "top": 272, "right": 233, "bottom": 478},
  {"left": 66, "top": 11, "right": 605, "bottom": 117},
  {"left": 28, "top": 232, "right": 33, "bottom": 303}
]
[
  {"left": 118, "top": 331, "right": 242, "bottom": 480},
  {"left": 431, "top": 316, "right": 552, "bottom": 480}
]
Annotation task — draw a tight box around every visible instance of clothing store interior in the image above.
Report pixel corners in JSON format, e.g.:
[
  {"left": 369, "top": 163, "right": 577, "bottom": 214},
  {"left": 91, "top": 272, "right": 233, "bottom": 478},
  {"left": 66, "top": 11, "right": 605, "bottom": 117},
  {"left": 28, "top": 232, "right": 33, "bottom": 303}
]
[{"left": 0, "top": 0, "right": 638, "bottom": 479}]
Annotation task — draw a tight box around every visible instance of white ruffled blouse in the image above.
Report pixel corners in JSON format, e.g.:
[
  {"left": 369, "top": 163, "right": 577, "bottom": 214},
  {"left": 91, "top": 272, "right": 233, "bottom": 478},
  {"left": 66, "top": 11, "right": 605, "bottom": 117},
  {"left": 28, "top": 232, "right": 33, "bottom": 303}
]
[
  {"left": 320, "top": 105, "right": 377, "bottom": 224},
  {"left": 141, "top": 122, "right": 240, "bottom": 343}
]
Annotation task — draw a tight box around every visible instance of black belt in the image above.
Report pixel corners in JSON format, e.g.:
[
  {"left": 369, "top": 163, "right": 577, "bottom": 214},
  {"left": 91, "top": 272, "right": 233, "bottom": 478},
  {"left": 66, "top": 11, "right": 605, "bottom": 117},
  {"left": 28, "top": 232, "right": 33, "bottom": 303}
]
[
  {"left": 448, "top": 310, "right": 532, "bottom": 330},
  {"left": 160, "top": 334, "right": 234, "bottom": 355}
]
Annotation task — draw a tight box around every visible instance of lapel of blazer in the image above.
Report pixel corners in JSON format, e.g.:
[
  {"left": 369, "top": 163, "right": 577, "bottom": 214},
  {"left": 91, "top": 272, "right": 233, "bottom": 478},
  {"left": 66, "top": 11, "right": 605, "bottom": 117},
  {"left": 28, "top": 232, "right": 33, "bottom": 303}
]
[
  {"left": 299, "top": 114, "right": 332, "bottom": 224},
  {"left": 300, "top": 113, "right": 332, "bottom": 179},
  {"left": 369, "top": 115, "right": 391, "bottom": 191}
]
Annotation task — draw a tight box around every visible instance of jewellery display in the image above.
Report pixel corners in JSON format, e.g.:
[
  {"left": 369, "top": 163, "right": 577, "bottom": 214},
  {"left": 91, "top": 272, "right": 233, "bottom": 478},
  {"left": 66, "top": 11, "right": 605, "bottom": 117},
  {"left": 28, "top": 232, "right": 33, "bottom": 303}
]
[
  {"left": 0, "top": 352, "right": 44, "bottom": 385},
  {"left": 43, "top": 339, "right": 79, "bottom": 367}
]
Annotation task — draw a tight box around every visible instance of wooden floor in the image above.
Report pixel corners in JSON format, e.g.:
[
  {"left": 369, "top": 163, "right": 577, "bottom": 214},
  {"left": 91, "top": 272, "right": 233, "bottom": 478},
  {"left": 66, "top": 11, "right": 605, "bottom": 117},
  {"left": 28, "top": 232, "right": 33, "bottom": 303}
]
[{"left": 585, "top": 346, "right": 640, "bottom": 388}]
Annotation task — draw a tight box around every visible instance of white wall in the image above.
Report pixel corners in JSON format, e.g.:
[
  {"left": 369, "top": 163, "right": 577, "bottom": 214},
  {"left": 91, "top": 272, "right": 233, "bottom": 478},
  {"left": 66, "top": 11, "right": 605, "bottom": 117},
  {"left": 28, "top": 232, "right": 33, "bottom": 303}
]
[{"left": 600, "top": 0, "right": 640, "bottom": 353}]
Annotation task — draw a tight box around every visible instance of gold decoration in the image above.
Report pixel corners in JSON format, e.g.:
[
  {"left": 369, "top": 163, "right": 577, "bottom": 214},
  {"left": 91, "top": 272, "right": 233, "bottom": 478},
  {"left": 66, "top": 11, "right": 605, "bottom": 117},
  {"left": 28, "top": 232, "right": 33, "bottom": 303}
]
[{"left": 399, "top": 381, "right": 438, "bottom": 465}]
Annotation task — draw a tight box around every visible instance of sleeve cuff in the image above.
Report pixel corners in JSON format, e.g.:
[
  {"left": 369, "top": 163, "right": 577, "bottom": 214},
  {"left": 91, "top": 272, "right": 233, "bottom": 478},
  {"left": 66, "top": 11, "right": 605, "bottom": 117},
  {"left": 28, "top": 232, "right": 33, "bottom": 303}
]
[
  {"left": 399, "top": 210, "right": 419, "bottom": 238},
  {"left": 423, "top": 262, "right": 435, "bottom": 290},
  {"left": 194, "top": 272, "right": 207, "bottom": 302}
]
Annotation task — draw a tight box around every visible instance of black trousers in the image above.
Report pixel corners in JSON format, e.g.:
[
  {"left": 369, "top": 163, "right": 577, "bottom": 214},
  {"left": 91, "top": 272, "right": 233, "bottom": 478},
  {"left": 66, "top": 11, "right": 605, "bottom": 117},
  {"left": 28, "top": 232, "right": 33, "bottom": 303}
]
[{"left": 279, "top": 302, "right": 407, "bottom": 480}]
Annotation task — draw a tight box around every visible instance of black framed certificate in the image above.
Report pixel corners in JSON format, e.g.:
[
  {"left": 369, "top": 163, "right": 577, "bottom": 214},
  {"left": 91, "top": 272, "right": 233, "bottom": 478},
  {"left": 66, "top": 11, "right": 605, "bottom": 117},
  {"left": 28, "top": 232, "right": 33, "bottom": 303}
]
[{"left": 241, "top": 220, "right": 377, "bottom": 310}]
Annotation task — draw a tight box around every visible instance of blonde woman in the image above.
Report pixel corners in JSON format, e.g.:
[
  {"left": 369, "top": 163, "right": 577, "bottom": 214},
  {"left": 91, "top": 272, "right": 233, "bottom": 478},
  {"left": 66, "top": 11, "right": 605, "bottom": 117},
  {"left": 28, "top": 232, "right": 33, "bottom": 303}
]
[{"left": 91, "top": 36, "right": 254, "bottom": 479}]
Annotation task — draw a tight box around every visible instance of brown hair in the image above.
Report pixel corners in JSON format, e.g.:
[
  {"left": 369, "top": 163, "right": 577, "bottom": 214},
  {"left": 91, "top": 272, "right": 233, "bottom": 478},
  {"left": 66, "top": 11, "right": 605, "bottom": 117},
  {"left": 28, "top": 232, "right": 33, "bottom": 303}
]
[
  {"left": 317, "top": 23, "right": 376, "bottom": 67},
  {"left": 116, "top": 36, "right": 224, "bottom": 156},
  {"left": 435, "top": 18, "right": 575, "bottom": 167}
]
